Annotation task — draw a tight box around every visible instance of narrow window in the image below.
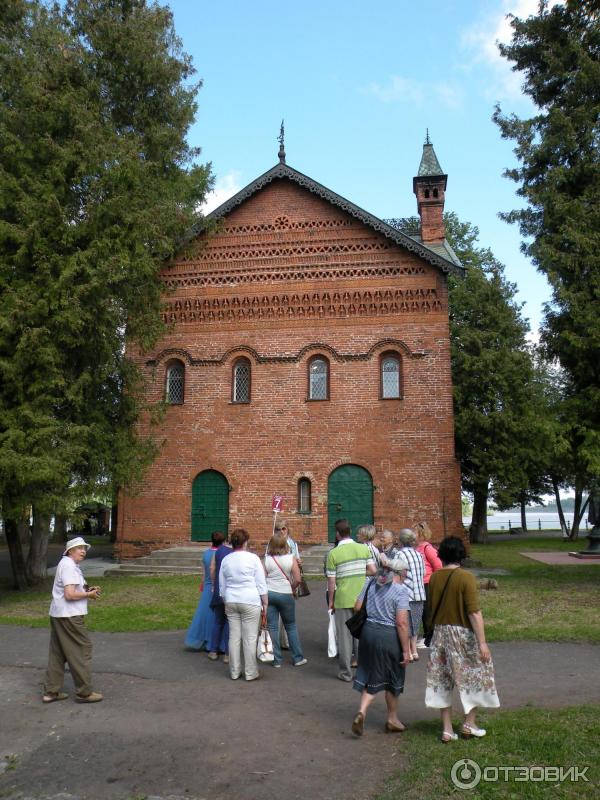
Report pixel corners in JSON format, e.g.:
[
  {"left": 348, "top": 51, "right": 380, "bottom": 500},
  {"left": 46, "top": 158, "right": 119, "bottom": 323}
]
[
  {"left": 309, "top": 356, "right": 329, "bottom": 400},
  {"left": 166, "top": 362, "right": 185, "bottom": 405},
  {"left": 381, "top": 354, "right": 401, "bottom": 399},
  {"left": 232, "top": 358, "right": 251, "bottom": 403},
  {"left": 298, "top": 478, "right": 312, "bottom": 514}
]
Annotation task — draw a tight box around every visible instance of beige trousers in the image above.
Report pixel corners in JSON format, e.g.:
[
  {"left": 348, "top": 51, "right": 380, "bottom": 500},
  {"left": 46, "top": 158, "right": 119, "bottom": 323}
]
[
  {"left": 44, "top": 616, "right": 93, "bottom": 697},
  {"left": 225, "top": 603, "right": 262, "bottom": 680}
]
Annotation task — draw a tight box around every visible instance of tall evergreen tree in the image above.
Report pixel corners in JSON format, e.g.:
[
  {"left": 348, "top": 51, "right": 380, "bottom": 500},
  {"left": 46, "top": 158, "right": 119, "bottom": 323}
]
[
  {"left": 388, "top": 213, "right": 546, "bottom": 541},
  {"left": 493, "top": 0, "right": 600, "bottom": 489},
  {"left": 0, "top": 1, "right": 212, "bottom": 588}
]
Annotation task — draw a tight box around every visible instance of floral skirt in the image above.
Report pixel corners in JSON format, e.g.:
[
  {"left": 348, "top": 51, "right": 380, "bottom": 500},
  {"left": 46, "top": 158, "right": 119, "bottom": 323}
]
[{"left": 425, "top": 624, "right": 500, "bottom": 714}]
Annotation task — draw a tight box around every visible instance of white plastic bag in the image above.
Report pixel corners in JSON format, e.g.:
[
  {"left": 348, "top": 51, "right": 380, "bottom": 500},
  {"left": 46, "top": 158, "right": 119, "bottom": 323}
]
[
  {"left": 257, "top": 627, "right": 275, "bottom": 662},
  {"left": 327, "top": 609, "right": 338, "bottom": 658}
]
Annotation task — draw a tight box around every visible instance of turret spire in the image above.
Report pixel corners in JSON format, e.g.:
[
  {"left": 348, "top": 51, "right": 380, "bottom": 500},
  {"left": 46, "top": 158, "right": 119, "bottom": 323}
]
[
  {"left": 413, "top": 134, "right": 448, "bottom": 244},
  {"left": 278, "top": 120, "right": 286, "bottom": 164}
]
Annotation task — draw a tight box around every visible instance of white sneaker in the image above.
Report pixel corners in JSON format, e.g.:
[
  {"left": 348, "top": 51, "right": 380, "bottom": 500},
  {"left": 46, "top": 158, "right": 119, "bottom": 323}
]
[
  {"left": 294, "top": 658, "right": 308, "bottom": 666},
  {"left": 416, "top": 639, "right": 428, "bottom": 649}
]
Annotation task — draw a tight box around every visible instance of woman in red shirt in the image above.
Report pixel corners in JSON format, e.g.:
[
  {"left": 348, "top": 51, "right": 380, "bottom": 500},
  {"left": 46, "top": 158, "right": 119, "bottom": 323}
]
[{"left": 413, "top": 522, "right": 442, "bottom": 648}]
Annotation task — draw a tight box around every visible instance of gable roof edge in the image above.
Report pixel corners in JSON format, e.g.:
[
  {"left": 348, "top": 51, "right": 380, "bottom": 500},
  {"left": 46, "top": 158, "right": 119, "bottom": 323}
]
[{"left": 199, "top": 163, "right": 464, "bottom": 276}]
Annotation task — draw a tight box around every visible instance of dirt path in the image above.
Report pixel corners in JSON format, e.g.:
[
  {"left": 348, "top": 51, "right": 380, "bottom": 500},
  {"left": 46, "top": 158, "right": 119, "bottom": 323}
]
[{"left": 1, "top": 589, "right": 599, "bottom": 800}]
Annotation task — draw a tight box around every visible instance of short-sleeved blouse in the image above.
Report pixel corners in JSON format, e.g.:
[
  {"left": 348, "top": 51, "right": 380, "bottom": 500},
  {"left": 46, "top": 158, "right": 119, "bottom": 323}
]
[{"left": 359, "top": 579, "right": 410, "bottom": 627}]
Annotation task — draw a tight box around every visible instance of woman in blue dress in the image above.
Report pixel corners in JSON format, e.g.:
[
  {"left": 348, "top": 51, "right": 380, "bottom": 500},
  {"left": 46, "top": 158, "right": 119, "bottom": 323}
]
[{"left": 184, "top": 531, "right": 228, "bottom": 651}]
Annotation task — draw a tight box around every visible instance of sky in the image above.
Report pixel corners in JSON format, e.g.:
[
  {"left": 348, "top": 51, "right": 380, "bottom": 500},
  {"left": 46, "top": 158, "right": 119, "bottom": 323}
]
[{"left": 165, "top": 0, "right": 556, "bottom": 334}]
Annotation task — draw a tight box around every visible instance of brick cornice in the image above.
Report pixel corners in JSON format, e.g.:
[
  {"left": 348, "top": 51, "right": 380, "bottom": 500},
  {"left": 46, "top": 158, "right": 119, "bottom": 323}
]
[{"left": 145, "top": 339, "right": 429, "bottom": 367}]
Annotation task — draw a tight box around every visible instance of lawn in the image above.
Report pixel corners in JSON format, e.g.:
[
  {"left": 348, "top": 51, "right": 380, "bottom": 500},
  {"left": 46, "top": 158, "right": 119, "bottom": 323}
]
[
  {"left": 0, "top": 574, "right": 201, "bottom": 632},
  {"left": 470, "top": 538, "right": 600, "bottom": 643},
  {"left": 378, "top": 704, "right": 599, "bottom": 800},
  {"left": 0, "top": 536, "right": 598, "bottom": 639}
]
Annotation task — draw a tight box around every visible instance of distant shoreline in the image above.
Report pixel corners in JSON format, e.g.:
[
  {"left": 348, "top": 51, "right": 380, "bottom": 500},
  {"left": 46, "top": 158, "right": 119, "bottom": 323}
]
[{"left": 463, "top": 511, "right": 592, "bottom": 532}]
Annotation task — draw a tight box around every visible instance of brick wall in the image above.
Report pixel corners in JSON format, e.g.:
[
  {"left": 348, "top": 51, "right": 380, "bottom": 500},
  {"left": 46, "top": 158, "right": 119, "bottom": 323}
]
[{"left": 116, "top": 178, "right": 463, "bottom": 559}]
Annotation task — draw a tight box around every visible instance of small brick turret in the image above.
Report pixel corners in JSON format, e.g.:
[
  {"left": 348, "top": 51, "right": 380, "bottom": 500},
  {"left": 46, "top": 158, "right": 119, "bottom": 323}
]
[{"left": 413, "top": 133, "right": 447, "bottom": 244}]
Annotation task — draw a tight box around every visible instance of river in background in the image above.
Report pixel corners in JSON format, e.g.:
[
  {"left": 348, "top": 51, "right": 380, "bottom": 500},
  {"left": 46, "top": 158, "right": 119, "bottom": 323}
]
[{"left": 462, "top": 512, "right": 591, "bottom": 532}]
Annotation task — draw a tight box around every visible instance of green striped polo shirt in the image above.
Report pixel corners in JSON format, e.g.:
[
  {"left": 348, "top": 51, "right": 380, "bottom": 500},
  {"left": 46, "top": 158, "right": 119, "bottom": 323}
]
[{"left": 326, "top": 540, "right": 374, "bottom": 609}]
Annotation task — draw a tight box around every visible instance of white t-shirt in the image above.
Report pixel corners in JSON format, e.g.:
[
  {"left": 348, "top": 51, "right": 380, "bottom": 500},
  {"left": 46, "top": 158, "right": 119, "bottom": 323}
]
[
  {"left": 264, "top": 554, "right": 295, "bottom": 594},
  {"left": 219, "top": 550, "right": 267, "bottom": 606},
  {"left": 49, "top": 556, "right": 88, "bottom": 617}
]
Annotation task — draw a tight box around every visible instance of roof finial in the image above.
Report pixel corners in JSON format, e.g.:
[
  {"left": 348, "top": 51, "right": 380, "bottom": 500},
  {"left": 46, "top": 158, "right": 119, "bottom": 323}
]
[
  {"left": 278, "top": 119, "right": 286, "bottom": 164},
  {"left": 425, "top": 128, "right": 431, "bottom": 146}
]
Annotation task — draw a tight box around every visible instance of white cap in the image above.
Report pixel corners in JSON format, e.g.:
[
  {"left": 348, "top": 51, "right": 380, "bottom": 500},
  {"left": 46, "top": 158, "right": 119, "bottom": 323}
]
[{"left": 63, "top": 536, "right": 91, "bottom": 555}]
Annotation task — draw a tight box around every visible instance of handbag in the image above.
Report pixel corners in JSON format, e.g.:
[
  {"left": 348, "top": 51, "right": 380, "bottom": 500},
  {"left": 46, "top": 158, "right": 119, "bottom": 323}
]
[
  {"left": 344, "top": 578, "right": 374, "bottom": 639},
  {"left": 257, "top": 627, "right": 274, "bottom": 662},
  {"left": 295, "top": 568, "right": 311, "bottom": 598},
  {"left": 424, "top": 568, "right": 458, "bottom": 647}
]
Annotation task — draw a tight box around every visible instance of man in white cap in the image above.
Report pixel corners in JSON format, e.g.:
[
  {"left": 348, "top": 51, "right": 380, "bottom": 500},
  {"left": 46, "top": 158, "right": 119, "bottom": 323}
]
[{"left": 42, "top": 536, "right": 103, "bottom": 703}]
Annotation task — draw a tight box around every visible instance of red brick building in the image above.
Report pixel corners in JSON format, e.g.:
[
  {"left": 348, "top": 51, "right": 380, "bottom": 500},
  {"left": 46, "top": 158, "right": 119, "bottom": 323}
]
[{"left": 116, "top": 139, "right": 464, "bottom": 558}]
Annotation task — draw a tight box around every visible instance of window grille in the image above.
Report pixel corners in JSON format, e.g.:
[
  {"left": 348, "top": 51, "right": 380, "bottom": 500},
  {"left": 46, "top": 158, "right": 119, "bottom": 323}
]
[
  {"left": 233, "top": 360, "right": 250, "bottom": 403},
  {"left": 381, "top": 356, "right": 400, "bottom": 398},
  {"left": 298, "top": 478, "right": 312, "bottom": 513},
  {"left": 166, "top": 364, "right": 184, "bottom": 404},
  {"left": 309, "top": 358, "right": 328, "bottom": 400}
]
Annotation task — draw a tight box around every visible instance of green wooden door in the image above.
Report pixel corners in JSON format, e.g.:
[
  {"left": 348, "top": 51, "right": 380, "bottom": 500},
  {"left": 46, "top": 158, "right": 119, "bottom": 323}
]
[
  {"left": 191, "top": 470, "right": 229, "bottom": 542},
  {"left": 327, "top": 464, "right": 373, "bottom": 542}
]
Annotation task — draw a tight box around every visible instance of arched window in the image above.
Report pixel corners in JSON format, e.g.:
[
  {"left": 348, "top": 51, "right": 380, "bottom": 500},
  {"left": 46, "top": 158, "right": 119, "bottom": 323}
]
[
  {"left": 232, "top": 357, "right": 251, "bottom": 403},
  {"left": 433, "top": 187, "right": 439, "bottom": 198},
  {"left": 424, "top": 188, "right": 430, "bottom": 198},
  {"left": 308, "top": 356, "right": 329, "bottom": 400},
  {"left": 165, "top": 361, "right": 185, "bottom": 405},
  {"left": 298, "top": 478, "right": 312, "bottom": 514},
  {"left": 380, "top": 353, "right": 401, "bottom": 399}
]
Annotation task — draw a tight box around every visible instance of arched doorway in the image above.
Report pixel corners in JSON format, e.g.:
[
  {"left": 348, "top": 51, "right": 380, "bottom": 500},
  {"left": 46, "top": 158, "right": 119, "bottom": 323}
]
[
  {"left": 327, "top": 464, "right": 373, "bottom": 542},
  {"left": 191, "top": 470, "right": 229, "bottom": 542}
]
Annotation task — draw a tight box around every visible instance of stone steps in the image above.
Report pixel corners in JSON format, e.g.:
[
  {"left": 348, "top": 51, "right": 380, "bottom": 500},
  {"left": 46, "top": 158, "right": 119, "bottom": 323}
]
[
  {"left": 104, "top": 564, "right": 204, "bottom": 577},
  {"left": 105, "top": 544, "right": 332, "bottom": 577}
]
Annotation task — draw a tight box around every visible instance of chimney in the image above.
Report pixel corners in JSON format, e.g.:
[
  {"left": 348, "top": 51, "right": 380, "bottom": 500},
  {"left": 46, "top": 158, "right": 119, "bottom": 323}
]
[{"left": 412, "top": 133, "right": 447, "bottom": 244}]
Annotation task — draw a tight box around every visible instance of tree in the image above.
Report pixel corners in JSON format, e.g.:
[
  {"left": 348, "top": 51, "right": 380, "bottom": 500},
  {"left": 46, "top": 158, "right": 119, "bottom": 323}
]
[
  {"left": 0, "top": 1, "right": 212, "bottom": 588},
  {"left": 493, "top": 0, "right": 600, "bottom": 498},
  {"left": 388, "top": 213, "right": 547, "bottom": 542}
]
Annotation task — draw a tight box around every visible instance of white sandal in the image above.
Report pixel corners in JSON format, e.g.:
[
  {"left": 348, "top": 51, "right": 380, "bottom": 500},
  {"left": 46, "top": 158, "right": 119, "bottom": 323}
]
[
  {"left": 462, "top": 723, "right": 486, "bottom": 738},
  {"left": 441, "top": 730, "right": 458, "bottom": 743}
]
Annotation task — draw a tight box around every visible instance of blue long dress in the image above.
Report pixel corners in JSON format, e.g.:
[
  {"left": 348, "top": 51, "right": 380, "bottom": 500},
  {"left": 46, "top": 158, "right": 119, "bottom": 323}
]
[{"left": 185, "top": 548, "right": 226, "bottom": 651}]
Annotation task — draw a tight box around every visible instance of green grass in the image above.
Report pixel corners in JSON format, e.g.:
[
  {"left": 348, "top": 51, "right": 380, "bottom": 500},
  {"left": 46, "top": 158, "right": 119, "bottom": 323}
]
[
  {"left": 0, "top": 574, "right": 201, "bottom": 632},
  {"left": 0, "top": 537, "right": 599, "bottom": 639},
  {"left": 470, "top": 538, "right": 600, "bottom": 643},
  {"left": 378, "top": 704, "right": 599, "bottom": 800}
]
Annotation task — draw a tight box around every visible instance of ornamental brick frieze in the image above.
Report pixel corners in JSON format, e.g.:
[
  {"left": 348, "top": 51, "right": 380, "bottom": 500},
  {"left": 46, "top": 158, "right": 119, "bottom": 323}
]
[
  {"left": 162, "top": 261, "right": 427, "bottom": 290},
  {"left": 221, "top": 216, "right": 354, "bottom": 235},
  {"left": 176, "top": 237, "right": 393, "bottom": 265},
  {"left": 161, "top": 287, "right": 441, "bottom": 325}
]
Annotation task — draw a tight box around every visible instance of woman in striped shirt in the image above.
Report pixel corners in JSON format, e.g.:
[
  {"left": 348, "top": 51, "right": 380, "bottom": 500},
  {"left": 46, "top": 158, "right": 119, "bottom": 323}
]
[{"left": 397, "top": 529, "right": 426, "bottom": 662}]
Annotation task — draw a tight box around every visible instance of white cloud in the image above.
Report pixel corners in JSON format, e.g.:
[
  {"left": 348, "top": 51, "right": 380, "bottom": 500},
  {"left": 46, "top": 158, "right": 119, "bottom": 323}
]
[
  {"left": 461, "top": 0, "right": 564, "bottom": 102},
  {"left": 365, "top": 76, "right": 463, "bottom": 110},
  {"left": 366, "top": 76, "right": 424, "bottom": 105},
  {"left": 201, "top": 171, "right": 242, "bottom": 214}
]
